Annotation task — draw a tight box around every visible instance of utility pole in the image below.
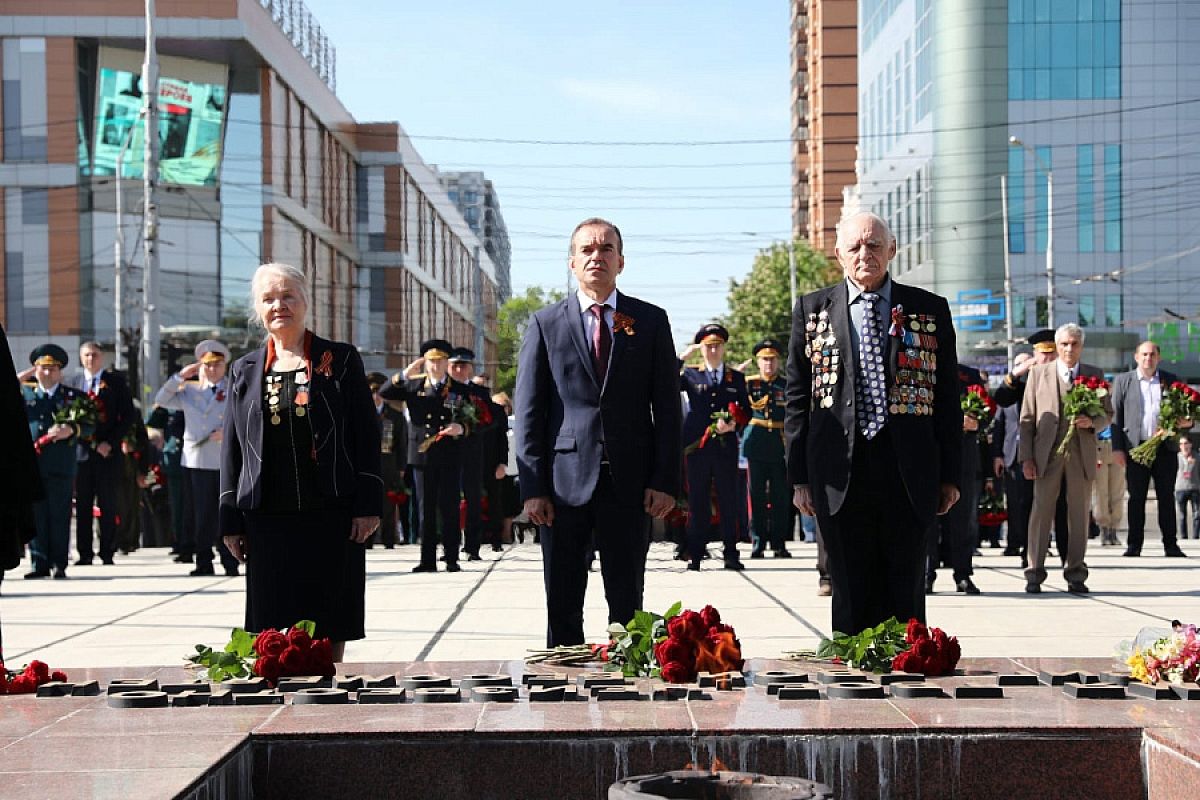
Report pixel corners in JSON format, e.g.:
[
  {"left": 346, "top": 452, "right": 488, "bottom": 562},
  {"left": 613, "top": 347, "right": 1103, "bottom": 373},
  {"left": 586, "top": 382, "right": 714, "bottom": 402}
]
[
  {"left": 113, "top": 111, "right": 142, "bottom": 373},
  {"left": 1045, "top": 169, "right": 1055, "bottom": 328},
  {"left": 1000, "top": 175, "right": 1015, "bottom": 363},
  {"left": 141, "top": 0, "right": 160, "bottom": 408}
]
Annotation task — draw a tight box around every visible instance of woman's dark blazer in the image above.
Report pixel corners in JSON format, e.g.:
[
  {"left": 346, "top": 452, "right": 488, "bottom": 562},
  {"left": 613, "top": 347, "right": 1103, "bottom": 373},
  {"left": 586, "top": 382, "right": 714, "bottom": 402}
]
[{"left": 219, "top": 332, "right": 383, "bottom": 536}]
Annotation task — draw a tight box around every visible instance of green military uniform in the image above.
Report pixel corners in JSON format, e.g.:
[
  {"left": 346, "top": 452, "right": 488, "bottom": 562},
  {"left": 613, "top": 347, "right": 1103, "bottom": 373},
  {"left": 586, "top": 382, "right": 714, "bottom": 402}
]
[{"left": 743, "top": 339, "right": 792, "bottom": 558}]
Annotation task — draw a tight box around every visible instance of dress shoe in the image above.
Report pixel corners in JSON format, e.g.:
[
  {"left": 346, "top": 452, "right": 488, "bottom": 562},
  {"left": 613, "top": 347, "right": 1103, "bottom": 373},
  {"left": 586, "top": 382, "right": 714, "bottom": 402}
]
[
  {"left": 224, "top": 567, "right": 240, "bottom": 577},
  {"left": 687, "top": 562, "right": 701, "bottom": 572},
  {"left": 816, "top": 581, "right": 832, "bottom": 597},
  {"left": 173, "top": 553, "right": 193, "bottom": 564},
  {"left": 1122, "top": 549, "right": 1141, "bottom": 557},
  {"left": 446, "top": 562, "right": 462, "bottom": 572},
  {"left": 773, "top": 549, "right": 793, "bottom": 559},
  {"left": 189, "top": 565, "right": 215, "bottom": 576},
  {"left": 674, "top": 548, "right": 689, "bottom": 562},
  {"left": 74, "top": 558, "right": 93, "bottom": 566},
  {"left": 1002, "top": 548, "right": 1021, "bottom": 556},
  {"left": 1020, "top": 556, "right": 1028, "bottom": 569},
  {"left": 723, "top": 560, "right": 745, "bottom": 571},
  {"left": 925, "top": 576, "right": 935, "bottom": 595},
  {"left": 24, "top": 570, "right": 50, "bottom": 579},
  {"left": 101, "top": 557, "right": 115, "bottom": 565},
  {"left": 749, "top": 549, "right": 765, "bottom": 559},
  {"left": 411, "top": 563, "right": 437, "bottom": 573},
  {"left": 956, "top": 578, "right": 981, "bottom": 595},
  {"left": 1067, "top": 581, "right": 1089, "bottom": 594},
  {"left": 1165, "top": 547, "right": 1188, "bottom": 558},
  {"left": 491, "top": 544, "right": 503, "bottom": 552},
  {"left": 1025, "top": 582, "right": 1041, "bottom": 594},
  {"left": 53, "top": 568, "right": 67, "bottom": 579},
  {"left": 466, "top": 553, "right": 482, "bottom": 562}
]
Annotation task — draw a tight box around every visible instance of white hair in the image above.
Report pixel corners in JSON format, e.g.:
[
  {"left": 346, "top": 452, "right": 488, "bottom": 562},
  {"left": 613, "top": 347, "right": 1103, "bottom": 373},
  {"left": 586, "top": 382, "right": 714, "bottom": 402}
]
[
  {"left": 1055, "top": 322, "right": 1085, "bottom": 345},
  {"left": 249, "top": 262, "right": 311, "bottom": 329},
  {"left": 835, "top": 211, "right": 896, "bottom": 248}
]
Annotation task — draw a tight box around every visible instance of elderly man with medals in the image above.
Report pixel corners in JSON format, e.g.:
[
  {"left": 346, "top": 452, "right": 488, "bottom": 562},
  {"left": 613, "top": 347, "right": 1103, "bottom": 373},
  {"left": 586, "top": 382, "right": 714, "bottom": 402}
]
[{"left": 155, "top": 339, "right": 239, "bottom": 576}]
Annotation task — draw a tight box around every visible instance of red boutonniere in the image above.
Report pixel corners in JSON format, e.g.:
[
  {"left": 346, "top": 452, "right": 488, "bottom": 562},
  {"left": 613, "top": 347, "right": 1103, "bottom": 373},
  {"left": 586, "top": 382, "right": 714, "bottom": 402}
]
[
  {"left": 612, "top": 312, "right": 636, "bottom": 336},
  {"left": 216, "top": 390, "right": 226, "bottom": 402},
  {"left": 315, "top": 351, "right": 334, "bottom": 378}
]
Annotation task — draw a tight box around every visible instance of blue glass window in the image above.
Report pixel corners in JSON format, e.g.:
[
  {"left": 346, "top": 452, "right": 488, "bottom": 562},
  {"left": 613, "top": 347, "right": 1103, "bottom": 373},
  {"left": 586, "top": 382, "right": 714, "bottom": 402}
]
[
  {"left": 1009, "top": 7, "right": 1119, "bottom": 99},
  {"left": 1007, "top": 148, "right": 1026, "bottom": 254},
  {"left": 1104, "top": 145, "right": 1121, "bottom": 252},
  {"left": 1078, "top": 295, "right": 1096, "bottom": 327},
  {"left": 1035, "top": 146, "right": 1051, "bottom": 254},
  {"left": 1077, "top": 145, "right": 1095, "bottom": 253}
]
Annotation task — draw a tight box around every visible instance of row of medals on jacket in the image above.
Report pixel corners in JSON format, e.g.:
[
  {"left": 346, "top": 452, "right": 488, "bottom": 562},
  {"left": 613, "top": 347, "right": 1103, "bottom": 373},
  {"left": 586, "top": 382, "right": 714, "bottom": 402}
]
[
  {"left": 805, "top": 309, "right": 839, "bottom": 409},
  {"left": 266, "top": 369, "right": 310, "bottom": 425},
  {"left": 893, "top": 314, "right": 939, "bottom": 416}
]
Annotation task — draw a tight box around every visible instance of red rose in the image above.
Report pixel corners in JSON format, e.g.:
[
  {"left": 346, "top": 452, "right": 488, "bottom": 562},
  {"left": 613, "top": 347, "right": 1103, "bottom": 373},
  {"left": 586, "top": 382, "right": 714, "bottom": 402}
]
[
  {"left": 51, "top": 670, "right": 67, "bottom": 683},
  {"left": 656, "top": 637, "right": 692, "bottom": 668},
  {"left": 254, "top": 629, "right": 287, "bottom": 658},
  {"left": 666, "top": 616, "right": 690, "bottom": 642},
  {"left": 286, "top": 627, "right": 313, "bottom": 650},
  {"left": 26, "top": 660, "right": 50, "bottom": 681},
  {"left": 9, "top": 674, "right": 36, "bottom": 693},
  {"left": 891, "top": 651, "right": 917, "bottom": 673},
  {"left": 278, "top": 645, "right": 307, "bottom": 675},
  {"left": 308, "top": 638, "right": 335, "bottom": 676},
  {"left": 660, "top": 660, "right": 694, "bottom": 684},
  {"left": 913, "top": 639, "right": 938, "bottom": 660},
  {"left": 699, "top": 605, "right": 721, "bottom": 629},
  {"left": 254, "top": 655, "right": 282, "bottom": 683},
  {"left": 905, "top": 619, "right": 928, "bottom": 644},
  {"left": 678, "top": 610, "right": 706, "bottom": 642}
]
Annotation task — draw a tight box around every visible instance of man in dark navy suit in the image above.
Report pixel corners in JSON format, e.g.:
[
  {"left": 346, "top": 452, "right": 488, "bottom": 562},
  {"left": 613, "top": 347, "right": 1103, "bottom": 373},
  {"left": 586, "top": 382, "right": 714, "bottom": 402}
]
[
  {"left": 786, "top": 211, "right": 962, "bottom": 637},
  {"left": 678, "top": 324, "right": 751, "bottom": 571},
  {"left": 515, "top": 218, "right": 682, "bottom": 647}
]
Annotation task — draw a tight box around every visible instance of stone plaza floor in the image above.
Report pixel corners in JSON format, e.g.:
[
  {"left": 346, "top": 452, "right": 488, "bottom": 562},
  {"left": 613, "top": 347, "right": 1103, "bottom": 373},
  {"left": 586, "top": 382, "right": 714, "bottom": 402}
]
[{"left": 2, "top": 533, "right": 1196, "bottom": 668}]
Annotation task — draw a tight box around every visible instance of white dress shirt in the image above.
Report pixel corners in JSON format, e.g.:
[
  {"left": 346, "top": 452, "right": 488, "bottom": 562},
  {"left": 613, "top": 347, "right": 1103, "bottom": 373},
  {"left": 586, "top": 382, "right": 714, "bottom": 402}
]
[
  {"left": 578, "top": 287, "right": 618, "bottom": 344},
  {"left": 1138, "top": 371, "right": 1162, "bottom": 440},
  {"left": 1057, "top": 362, "right": 1078, "bottom": 384}
]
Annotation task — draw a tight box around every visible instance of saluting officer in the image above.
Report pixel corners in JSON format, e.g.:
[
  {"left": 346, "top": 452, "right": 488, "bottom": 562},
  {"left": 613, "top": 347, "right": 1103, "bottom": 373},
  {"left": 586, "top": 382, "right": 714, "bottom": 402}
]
[
  {"left": 744, "top": 339, "right": 793, "bottom": 559},
  {"left": 380, "top": 339, "right": 473, "bottom": 573},
  {"left": 154, "top": 339, "right": 239, "bottom": 576},
  {"left": 678, "top": 323, "right": 751, "bottom": 571},
  {"left": 22, "top": 345, "right": 93, "bottom": 579}
]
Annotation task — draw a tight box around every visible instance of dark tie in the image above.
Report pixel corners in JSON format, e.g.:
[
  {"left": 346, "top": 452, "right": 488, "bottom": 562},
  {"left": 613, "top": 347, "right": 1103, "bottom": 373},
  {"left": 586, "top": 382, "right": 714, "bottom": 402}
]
[
  {"left": 856, "top": 292, "right": 888, "bottom": 439},
  {"left": 590, "top": 303, "right": 611, "bottom": 383}
]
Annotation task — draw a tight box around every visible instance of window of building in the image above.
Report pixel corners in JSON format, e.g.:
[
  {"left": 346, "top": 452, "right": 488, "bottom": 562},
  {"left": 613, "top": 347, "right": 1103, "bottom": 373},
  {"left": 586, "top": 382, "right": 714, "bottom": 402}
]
[
  {"left": 1104, "top": 144, "right": 1121, "bottom": 252},
  {"left": 1013, "top": 296, "right": 1026, "bottom": 328},
  {"left": 1078, "top": 295, "right": 1096, "bottom": 327},
  {"left": 1007, "top": 148, "right": 1026, "bottom": 253},
  {"left": 1077, "top": 144, "right": 1095, "bottom": 253},
  {"left": 1105, "top": 294, "right": 1122, "bottom": 327},
  {"left": 1008, "top": 0, "right": 1120, "bottom": 100},
  {"left": 1036, "top": 295, "right": 1048, "bottom": 327}
]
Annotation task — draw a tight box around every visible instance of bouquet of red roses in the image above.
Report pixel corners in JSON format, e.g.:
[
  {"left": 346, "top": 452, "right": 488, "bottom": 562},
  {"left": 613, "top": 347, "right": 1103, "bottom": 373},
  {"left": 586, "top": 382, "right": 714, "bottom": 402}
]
[
  {"left": 961, "top": 384, "right": 997, "bottom": 442},
  {"left": 606, "top": 602, "right": 743, "bottom": 683},
  {"left": 1056, "top": 375, "right": 1110, "bottom": 459},
  {"left": 1129, "top": 381, "right": 1200, "bottom": 467},
  {"left": 32, "top": 394, "right": 98, "bottom": 455},
  {"left": 0, "top": 656, "right": 67, "bottom": 694},
  {"left": 891, "top": 619, "right": 962, "bottom": 676},
  {"left": 686, "top": 402, "right": 750, "bottom": 455},
  {"left": 815, "top": 616, "right": 961, "bottom": 676},
  {"left": 187, "top": 620, "right": 334, "bottom": 686}
]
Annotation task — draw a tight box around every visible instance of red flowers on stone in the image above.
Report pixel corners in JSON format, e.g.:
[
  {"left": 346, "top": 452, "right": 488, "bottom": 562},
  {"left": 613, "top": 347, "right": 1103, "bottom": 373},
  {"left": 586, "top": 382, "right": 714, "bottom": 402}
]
[
  {"left": 653, "top": 604, "right": 743, "bottom": 684},
  {"left": 891, "top": 618, "right": 961, "bottom": 677},
  {"left": 0, "top": 656, "right": 67, "bottom": 695},
  {"left": 250, "top": 624, "right": 335, "bottom": 686}
]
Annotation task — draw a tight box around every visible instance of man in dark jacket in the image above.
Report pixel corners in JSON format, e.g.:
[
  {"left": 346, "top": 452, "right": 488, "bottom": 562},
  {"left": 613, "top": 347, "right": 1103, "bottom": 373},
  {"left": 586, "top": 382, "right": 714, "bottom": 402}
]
[{"left": 1, "top": 325, "right": 44, "bottom": 614}]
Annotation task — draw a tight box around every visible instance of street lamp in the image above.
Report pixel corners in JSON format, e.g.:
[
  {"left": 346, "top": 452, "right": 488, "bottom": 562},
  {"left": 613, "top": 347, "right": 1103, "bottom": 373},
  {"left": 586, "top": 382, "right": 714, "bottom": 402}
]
[{"left": 1008, "top": 135, "right": 1054, "bottom": 328}]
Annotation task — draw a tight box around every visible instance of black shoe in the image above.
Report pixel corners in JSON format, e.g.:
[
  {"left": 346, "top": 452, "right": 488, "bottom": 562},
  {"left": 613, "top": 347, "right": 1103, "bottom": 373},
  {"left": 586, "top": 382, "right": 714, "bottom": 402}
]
[
  {"left": 24, "top": 570, "right": 50, "bottom": 579},
  {"left": 674, "top": 548, "right": 689, "bottom": 562},
  {"left": 1122, "top": 549, "right": 1141, "bottom": 557},
  {"left": 1003, "top": 548, "right": 1021, "bottom": 556},
  {"left": 491, "top": 544, "right": 503, "bottom": 552},
  {"left": 956, "top": 578, "right": 981, "bottom": 595},
  {"left": 446, "top": 562, "right": 462, "bottom": 573},
  {"left": 53, "top": 568, "right": 67, "bottom": 580},
  {"left": 173, "top": 553, "right": 194, "bottom": 564},
  {"left": 101, "top": 557, "right": 115, "bottom": 565},
  {"left": 224, "top": 567, "right": 240, "bottom": 577},
  {"left": 723, "top": 560, "right": 745, "bottom": 571},
  {"left": 1020, "top": 556, "right": 1029, "bottom": 569},
  {"left": 925, "top": 578, "right": 936, "bottom": 595},
  {"left": 412, "top": 563, "right": 437, "bottom": 573},
  {"left": 687, "top": 562, "right": 701, "bottom": 572},
  {"left": 189, "top": 565, "right": 215, "bottom": 576},
  {"left": 749, "top": 549, "right": 765, "bottom": 559},
  {"left": 773, "top": 549, "right": 793, "bottom": 558},
  {"left": 1165, "top": 547, "right": 1188, "bottom": 558},
  {"left": 1067, "top": 581, "right": 1089, "bottom": 594},
  {"left": 1025, "top": 582, "right": 1041, "bottom": 594},
  {"left": 74, "top": 558, "right": 93, "bottom": 566},
  {"left": 467, "top": 553, "right": 482, "bottom": 562}
]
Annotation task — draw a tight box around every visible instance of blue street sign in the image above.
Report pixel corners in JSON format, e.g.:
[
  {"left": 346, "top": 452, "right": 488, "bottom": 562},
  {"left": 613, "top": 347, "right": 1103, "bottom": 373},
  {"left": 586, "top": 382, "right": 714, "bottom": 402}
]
[{"left": 954, "top": 290, "right": 1007, "bottom": 331}]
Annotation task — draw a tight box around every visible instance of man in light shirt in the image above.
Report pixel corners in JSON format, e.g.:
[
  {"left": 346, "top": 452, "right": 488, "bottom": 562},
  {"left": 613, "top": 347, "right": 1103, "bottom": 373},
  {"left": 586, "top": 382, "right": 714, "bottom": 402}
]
[{"left": 1110, "top": 341, "right": 1190, "bottom": 557}]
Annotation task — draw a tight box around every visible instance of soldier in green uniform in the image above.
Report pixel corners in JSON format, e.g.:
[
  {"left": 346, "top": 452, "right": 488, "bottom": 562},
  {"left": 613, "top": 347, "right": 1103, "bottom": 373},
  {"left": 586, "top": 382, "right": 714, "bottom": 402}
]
[
  {"left": 744, "top": 339, "right": 793, "bottom": 559},
  {"left": 21, "top": 345, "right": 94, "bottom": 579}
]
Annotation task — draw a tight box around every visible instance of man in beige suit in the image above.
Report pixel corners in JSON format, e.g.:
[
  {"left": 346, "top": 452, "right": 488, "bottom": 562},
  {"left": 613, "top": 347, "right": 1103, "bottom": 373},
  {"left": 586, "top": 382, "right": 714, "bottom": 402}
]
[{"left": 1019, "top": 323, "right": 1112, "bottom": 594}]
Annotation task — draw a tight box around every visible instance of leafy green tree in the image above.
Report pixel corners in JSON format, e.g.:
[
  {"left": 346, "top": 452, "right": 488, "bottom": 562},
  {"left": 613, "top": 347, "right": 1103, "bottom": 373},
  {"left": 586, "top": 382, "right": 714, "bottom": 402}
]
[
  {"left": 495, "top": 286, "right": 565, "bottom": 396},
  {"left": 721, "top": 241, "right": 841, "bottom": 367}
]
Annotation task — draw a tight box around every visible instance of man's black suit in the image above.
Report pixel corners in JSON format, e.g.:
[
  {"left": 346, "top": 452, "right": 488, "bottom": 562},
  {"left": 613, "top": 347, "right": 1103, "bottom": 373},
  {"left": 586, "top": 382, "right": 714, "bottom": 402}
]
[
  {"left": 515, "top": 291, "right": 681, "bottom": 646},
  {"left": 786, "top": 278, "right": 961, "bottom": 636},
  {"left": 1110, "top": 368, "right": 1183, "bottom": 554},
  {"left": 72, "top": 368, "right": 134, "bottom": 563}
]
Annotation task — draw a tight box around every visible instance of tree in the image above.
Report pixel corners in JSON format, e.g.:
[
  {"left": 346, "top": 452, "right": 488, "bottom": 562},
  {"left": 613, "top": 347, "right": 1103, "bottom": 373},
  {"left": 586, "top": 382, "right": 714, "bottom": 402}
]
[
  {"left": 495, "top": 286, "right": 565, "bottom": 396},
  {"left": 721, "top": 240, "right": 841, "bottom": 367}
]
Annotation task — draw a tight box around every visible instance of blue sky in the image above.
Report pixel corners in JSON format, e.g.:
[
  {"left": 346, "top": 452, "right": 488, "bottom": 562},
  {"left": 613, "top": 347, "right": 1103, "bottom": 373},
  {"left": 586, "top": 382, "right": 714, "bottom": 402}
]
[{"left": 302, "top": 0, "right": 793, "bottom": 345}]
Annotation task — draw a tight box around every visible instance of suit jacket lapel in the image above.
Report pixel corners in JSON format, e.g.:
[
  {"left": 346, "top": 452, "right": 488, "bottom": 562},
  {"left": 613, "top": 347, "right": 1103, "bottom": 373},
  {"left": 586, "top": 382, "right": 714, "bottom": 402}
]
[
  {"left": 241, "top": 349, "right": 265, "bottom": 454},
  {"left": 887, "top": 282, "right": 906, "bottom": 385},
  {"left": 564, "top": 294, "right": 600, "bottom": 389},
  {"left": 827, "top": 282, "right": 855, "bottom": 390},
  {"left": 1128, "top": 373, "right": 1144, "bottom": 438}
]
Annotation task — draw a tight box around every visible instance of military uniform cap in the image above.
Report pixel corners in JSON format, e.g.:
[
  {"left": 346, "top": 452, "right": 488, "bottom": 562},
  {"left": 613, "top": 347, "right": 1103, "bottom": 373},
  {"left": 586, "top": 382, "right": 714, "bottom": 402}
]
[
  {"left": 1027, "top": 329, "right": 1056, "bottom": 353},
  {"left": 194, "top": 339, "right": 231, "bottom": 364},
  {"left": 448, "top": 347, "right": 476, "bottom": 363},
  {"left": 366, "top": 371, "right": 388, "bottom": 390},
  {"left": 694, "top": 323, "right": 729, "bottom": 346},
  {"left": 420, "top": 339, "right": 453, "bottom": 361},
  {"left": 753, "top": 339, "right": 783, "bottom": 358},
  {"left": 30, "top": 343, "right": 69, "bottom": 368}
]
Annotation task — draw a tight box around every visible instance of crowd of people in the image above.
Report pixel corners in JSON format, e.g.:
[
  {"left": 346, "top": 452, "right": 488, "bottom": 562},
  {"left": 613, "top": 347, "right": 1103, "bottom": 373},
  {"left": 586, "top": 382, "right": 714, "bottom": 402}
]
[{"left": 3, "top": 213, "right": 1193, "bottom": 654}]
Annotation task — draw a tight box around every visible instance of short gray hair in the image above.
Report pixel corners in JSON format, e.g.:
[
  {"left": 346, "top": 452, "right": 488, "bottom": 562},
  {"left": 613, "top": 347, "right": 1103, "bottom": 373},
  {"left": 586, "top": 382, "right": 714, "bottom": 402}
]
[
  {"left": 1055, "top": 322, "right": 1085, "bottom": 345},
  {"left": 568, "top": 217, "right": 623, "bottom": 257},
  {"left": 835, "top": 211, "right": 896, "bottom": 249},
  {"left": 250, "top": 262, "right": 311, "bottom": 329}
]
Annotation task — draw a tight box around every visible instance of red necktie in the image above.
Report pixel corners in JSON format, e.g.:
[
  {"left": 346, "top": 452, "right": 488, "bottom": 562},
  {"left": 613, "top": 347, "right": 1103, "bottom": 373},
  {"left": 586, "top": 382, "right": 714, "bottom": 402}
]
[{"left": 590, "top": 303, "right": 611, "bottom": 383}]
